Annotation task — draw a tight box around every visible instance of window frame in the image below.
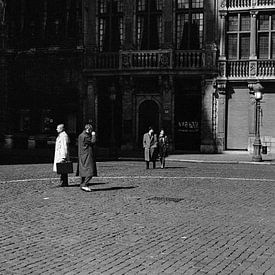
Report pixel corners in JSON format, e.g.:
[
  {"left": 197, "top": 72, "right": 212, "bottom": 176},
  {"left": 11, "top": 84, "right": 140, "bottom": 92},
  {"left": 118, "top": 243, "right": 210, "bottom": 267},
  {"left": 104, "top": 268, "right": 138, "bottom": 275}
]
[
  {"left": 257, "top": 13, "right": 275, "bottom": 59},
  {"left": 97, "top": 0, "right": 124, "bottom": 52},
  {"left": 175, "top": 0, "right": 204, "bottom": 50},
  {"left": 226, "top": 13, "right": 251, "bottom": 60},
  {"left": 136, "top": 0, "right": 163, "bottom": 50}
]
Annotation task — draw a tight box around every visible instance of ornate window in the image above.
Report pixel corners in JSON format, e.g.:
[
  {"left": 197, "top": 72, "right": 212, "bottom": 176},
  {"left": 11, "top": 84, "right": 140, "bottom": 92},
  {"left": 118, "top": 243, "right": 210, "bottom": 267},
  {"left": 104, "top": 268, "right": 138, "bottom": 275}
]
[
  {"left": 176, "top": 0, "right": 204, "bottom": 50},
  {"left": 257, "top": 14, "right": 275, "bottom": 59},
  {"left": 136, "top": 0, "right": 163, "bottom": 50},
  {"left": 227, "top": 13, "right": 250, "bottom": 60},
  {"left": 98, "top": 0, "right": 124, "bottom": 52}
]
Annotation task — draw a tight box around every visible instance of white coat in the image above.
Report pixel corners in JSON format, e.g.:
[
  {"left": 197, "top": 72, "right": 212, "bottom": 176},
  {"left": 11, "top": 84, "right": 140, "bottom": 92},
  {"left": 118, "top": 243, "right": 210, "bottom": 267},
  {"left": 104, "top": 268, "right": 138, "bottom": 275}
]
[{"left": 53, "top": 131, "right": 70, "bottom": 172}]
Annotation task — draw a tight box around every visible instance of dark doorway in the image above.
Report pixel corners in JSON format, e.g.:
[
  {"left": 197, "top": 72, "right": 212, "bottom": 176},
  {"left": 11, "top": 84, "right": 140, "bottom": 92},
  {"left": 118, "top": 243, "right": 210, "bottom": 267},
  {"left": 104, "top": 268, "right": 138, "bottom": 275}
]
[
  {"left": 174, "top": 79, "right": 201, "bottom": 151},
  {"left": 138, "top": 100, "right": 159, "bottom": 146}
]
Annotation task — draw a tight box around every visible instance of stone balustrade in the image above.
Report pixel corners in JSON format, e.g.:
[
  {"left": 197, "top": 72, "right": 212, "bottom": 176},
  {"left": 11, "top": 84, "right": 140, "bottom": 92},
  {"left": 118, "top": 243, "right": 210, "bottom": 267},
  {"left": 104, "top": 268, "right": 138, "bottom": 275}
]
[
  {"left": 226, "top": 0, "right": 275, "bottom": 9},
  {"left": 220, "top": 59, "right": 275, "bottom": 79},
  {"left": 85, "top": 49, "right": 216, "bottom": 71}
]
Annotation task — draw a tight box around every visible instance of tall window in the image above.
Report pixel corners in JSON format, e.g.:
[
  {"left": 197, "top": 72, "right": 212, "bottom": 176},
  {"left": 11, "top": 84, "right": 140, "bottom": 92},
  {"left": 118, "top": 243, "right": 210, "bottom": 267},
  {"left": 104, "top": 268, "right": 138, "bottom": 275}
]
[
  {"left": 136, "top": 0, "right": 163, "bottom": 50},
  {"left": 258, "top": 14, "right": 275, "bottom": 59},
  {"left": 98, "top": 0, "right": 124, "bottom": 52},
  {"left": 227, "top": 13, "right": 250, "bottom": 60},
  {"left": 176, "top": 0, "right": 204, "bottom": 50}
]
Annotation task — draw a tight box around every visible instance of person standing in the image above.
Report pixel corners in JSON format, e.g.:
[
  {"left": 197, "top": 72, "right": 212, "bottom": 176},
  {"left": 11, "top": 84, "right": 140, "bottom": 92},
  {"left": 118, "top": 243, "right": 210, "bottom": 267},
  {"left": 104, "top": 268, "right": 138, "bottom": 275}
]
[
  {"left": 158, "top": 129, "right": 169, "bottom": 169},
  {"left": 53, "top": 124, "right": 70, "bottom": 186},
  {"left": 143, "top": 126, "right": 158, "bottom": 169},
  {"left": 77, "top": 124, "right": 97, "bottom": 192}
]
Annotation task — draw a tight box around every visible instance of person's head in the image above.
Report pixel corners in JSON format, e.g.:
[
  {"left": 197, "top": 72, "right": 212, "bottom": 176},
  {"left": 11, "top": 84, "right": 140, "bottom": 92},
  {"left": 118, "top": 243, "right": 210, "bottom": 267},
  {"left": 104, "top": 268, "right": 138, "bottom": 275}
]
[
  {"left": 160, "top": 129, "right": 165, "bottom": 136},
  {"left": 85, "top": 124, "right": 93, "bottom": 134},
  {"left": 56, "top": 124, "right": 64, "bottom": 134},
  {"left": 148, "top": 126, "right": 154, "bottom": 135}
]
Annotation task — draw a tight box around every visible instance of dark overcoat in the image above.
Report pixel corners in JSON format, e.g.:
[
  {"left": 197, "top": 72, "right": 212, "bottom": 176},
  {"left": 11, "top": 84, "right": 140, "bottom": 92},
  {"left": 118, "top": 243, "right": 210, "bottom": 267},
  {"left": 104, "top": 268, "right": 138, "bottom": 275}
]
[
  {"left": 143, "top": 133, "right": 158, "bottom": 161},
  {"left": 158, "top": 135, "right": 169, "bottom": 158},
  {"left": 77, "top": 131, "right": 97, "bottom": 177}
]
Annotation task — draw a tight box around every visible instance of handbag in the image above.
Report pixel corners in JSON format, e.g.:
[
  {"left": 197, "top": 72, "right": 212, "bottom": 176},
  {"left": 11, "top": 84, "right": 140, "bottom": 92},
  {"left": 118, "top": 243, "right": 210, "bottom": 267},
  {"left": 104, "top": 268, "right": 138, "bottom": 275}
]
[{"left": 56, "top": 161, "right": 73, "bottom": 174}]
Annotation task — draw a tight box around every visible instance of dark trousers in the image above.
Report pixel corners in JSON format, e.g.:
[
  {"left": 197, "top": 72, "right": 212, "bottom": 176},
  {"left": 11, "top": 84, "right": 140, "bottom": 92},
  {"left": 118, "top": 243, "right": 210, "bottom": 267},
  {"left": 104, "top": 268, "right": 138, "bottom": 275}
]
[
  {"left": 160, "top": 157, "right": 166, "bottom": 168},
  {"left": 80, "top": 176, "right": 93, "bottom": 187},
  {"left": 60, "top": 174, "right": 68, "bottom": 186},
  {"left": 146, "top": 161, "right": 156, "bottom": 169}
]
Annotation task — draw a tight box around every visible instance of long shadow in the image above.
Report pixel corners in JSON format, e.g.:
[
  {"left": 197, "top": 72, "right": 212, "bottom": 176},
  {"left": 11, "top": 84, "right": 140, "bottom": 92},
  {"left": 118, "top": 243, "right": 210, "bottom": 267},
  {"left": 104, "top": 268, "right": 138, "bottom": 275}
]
[
  {"left": 55, "top": 182, "right": 108, "bottom": 188},
  {"left": 91, "top": 186, "right": 137, "bottom": 192}
]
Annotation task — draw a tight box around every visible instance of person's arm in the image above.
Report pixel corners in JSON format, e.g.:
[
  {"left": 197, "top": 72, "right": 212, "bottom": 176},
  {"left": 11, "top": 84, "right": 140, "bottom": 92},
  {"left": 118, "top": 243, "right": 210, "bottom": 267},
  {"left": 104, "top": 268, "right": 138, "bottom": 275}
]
[
  {"left": 143, "top": 134, "right": 146, "bottom": 148},
  {"left": 60, "top": 135, "right": 69, "bottom": 161}
]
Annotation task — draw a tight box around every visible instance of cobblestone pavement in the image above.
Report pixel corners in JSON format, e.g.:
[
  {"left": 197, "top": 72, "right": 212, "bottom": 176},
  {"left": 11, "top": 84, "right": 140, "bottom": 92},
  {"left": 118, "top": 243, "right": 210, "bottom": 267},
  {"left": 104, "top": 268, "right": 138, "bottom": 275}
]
[{"left": 0, "top": 161, "right": 275, "bottom": 275}]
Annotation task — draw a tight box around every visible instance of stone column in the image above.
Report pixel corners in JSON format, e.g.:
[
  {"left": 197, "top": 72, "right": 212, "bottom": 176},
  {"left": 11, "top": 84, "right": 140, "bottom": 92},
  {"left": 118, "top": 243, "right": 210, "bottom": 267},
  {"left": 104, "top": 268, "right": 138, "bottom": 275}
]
[
  {"left": 249, "top": 11, "right": 258, "bottom": 78},
  {"left": 86, "top": 78, "right": 97, "bottom": 127},
  {"left": 0, "top": 55, "right": 8, "bottom": 142},
  {"left": 216, "top": 81, "right": 227, "bottom": 152},
  {"left": 250, "top": 11, "right": 258, "bottom": 59},
  {"left": 120, "top": 76, "right": 134, "bottom": 150},
  {"left": 219, "top": 11, "right": 227, "bottom": 61},
  {"left": 201, "top": 79, "right": 216, "bottom": 153}
]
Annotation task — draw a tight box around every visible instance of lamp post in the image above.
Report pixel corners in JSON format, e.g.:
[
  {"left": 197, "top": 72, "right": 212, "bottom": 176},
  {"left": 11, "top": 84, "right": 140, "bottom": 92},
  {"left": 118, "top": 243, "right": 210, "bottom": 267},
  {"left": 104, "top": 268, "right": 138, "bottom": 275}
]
[
  {"left": 252, "top": 82, "right": 263, "bottom": 162},
  {"left": 109, "top": 84, "right": 116, "bottom": 158}
]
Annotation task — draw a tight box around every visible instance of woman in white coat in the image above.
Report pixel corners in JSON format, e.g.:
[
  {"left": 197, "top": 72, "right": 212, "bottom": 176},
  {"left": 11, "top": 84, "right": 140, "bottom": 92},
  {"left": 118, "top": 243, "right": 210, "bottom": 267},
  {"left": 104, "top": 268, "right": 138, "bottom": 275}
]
[{"left": 53, "top": 124, "right": 70, "bottom": 186}]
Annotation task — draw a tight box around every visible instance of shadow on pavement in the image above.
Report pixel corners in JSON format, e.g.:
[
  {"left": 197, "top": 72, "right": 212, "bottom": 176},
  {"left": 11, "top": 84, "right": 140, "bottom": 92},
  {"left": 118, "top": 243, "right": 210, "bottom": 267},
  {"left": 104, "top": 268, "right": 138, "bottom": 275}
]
[{"left": 91, "top": 186, "right": 137, "bottom": 192}]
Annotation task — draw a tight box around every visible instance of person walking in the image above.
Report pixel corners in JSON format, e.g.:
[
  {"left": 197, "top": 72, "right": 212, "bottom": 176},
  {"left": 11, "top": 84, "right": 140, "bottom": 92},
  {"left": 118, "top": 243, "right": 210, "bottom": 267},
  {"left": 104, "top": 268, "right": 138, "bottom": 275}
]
[
  {"left": 143, "top": 126, "right": 158, "bottom": 169},
  {"left": 53, "top": 124, "right": 70, "bottom": 186},
  {"left": 77, "top": 124, "right": 97, "bottom": 192},
  {"left": 158, "top": 129, "right": 169, "bottom": 169}
]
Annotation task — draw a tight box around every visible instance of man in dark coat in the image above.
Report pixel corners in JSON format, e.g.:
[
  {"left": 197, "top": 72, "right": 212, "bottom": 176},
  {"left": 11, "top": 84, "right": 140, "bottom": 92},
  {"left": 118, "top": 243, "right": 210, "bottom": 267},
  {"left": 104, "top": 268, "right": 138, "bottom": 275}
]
[
  {"left": 143, "top": 126, "right": 158, "bottom": 169},
  {"left": 77, "top": 124, "right": 97, "bottom": 192}
]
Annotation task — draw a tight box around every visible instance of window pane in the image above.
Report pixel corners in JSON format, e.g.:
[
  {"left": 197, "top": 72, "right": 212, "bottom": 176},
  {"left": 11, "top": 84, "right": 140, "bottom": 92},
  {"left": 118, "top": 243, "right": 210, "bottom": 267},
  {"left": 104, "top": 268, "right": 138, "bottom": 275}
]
[
  {"left": 228, "top": 34, "right": 237, "bottom": 59},
  {"left": 258, "top": 14, "right": 269, "bottom": 30},
  {"left": 191, "top": 13, "right": 203, "bottom": 49},
  {"left": 240, "top": 34, "right": 250, "bottom": 59},
  {"left": 272, "top": 33, "right": 275, "bottom": 58},
  {"left": 137, "top": 0, "right": 146, "bottom": 11},
  {"left": 192, "top": 0, "right": 203, "bottom": 8},
  {"left": 258, "top": 33, "right": 269, "bottom": 59},
  {"left": 177, "top": 0, "right": 189, "bottom": 9},
  {"left": 272, "top": 14, "right": 275, "bottom": 30},
  {"left": 99, "top": 0, "right": 107, "bottom": 13},
  {"left": 176, "top": 13, "right": 189, "bottom": 49},
  {"left": 240, "top": 15, "right": 250, "bottom": 31},
  {"left": 228, "top": 15, "right": 238, "bottom": 31}
]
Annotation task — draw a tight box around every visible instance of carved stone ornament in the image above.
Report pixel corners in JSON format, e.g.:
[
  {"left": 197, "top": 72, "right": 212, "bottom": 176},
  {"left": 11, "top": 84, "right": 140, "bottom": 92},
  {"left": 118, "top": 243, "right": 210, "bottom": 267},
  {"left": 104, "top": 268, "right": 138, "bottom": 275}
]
[
  {"left": 121, "top": 54, "right": 131, "bottom": 68},
  {"left": 159, "top": 53, "right": 169, "bottom": 67},
  {"left": 219, "top": 62, "right": 226, "bottom": 77},
  {"left": 249, "top": 62, "right": 257, "bottom": 77},
  {"left": 220, "top": 0, "right": 227, "bottom": 9}
]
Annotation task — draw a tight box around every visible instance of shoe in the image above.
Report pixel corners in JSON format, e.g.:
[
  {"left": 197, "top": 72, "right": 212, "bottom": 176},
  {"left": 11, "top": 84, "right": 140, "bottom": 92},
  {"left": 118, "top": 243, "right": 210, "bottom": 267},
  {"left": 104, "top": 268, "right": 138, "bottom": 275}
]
[{"left": 81, "top": 186, "right": 92, "bottom": 192}]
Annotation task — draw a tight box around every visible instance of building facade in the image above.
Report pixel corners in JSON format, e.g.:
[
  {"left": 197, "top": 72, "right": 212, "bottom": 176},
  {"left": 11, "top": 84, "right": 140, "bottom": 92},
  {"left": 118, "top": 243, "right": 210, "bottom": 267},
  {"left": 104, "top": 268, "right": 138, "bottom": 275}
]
[
  {"left": 83, "top": 0, "right": 219, "bottom": 153},
  {"left": 217, "top": 0, "right": 275, "bottom": 153},
  {"left": 1, "top": 0, "right": 274, "bottom": 155}
]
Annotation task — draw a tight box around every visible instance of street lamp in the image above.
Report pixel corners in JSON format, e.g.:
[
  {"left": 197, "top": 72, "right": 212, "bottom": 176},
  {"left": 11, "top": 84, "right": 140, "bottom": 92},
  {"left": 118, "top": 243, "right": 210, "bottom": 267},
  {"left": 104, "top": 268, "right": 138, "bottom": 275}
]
[
  {"left": 109, "top": 84, "right": 117, "bottom": 158},
  {"left": 252, "top": 82, "right": 263, "bottom": 162}
]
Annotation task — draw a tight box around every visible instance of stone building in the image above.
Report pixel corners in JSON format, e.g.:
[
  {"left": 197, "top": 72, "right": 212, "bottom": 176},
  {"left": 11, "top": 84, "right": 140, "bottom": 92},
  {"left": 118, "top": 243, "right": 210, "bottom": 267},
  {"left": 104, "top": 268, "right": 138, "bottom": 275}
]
[
  {"left": 216, "top": 0, "right": 275, "bottom": 153},
  {"left": 1, "top": 0, "right": 274, "bottom": 155}
]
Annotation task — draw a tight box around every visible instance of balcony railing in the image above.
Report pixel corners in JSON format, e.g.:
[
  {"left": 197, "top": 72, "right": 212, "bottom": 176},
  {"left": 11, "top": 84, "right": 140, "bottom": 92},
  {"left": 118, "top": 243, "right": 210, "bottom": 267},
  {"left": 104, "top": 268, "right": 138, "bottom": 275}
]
[
  {"left": 85, "top": 49, "right": 217, "bottom": 71},
  {"left": 226, "top": 0, "right": 275, "bottom": 9},
  {"left": 219, "top": 59, "right": 275, "bottom": 79}
]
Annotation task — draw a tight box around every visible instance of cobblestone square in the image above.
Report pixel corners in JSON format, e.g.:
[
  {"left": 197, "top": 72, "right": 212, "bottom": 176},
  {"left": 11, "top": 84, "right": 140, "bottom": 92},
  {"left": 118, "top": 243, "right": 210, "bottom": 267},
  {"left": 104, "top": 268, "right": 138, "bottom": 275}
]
[{"left": 0, "top": 161, "right": 275, "bottom": 274}]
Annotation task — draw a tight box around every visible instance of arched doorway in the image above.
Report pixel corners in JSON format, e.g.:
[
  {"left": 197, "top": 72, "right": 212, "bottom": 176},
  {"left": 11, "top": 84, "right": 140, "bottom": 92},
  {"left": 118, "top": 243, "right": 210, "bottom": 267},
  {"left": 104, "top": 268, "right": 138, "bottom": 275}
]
[{"left": 138, "top": 100, "right": 159, "bottom": 146}]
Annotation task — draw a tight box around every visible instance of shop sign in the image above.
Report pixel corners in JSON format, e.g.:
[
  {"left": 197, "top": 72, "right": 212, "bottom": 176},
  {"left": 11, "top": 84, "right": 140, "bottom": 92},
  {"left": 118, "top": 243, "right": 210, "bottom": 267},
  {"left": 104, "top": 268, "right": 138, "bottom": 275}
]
[{"left": 177, "top": 121, "right": 199, "bottom": 133}]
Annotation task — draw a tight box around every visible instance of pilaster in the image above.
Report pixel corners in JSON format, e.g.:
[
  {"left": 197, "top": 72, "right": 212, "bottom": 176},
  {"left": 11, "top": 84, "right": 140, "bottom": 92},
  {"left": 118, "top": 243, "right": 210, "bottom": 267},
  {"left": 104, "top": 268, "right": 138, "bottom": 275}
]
[
  {"left": 200, "top": 79, "right": 216, "bottom": 153},
  {"left": 215, "top": 80, "right": 227, "bottom": 152},
  {"left": 86, "top": 78, "right": 97, "bottom": 127}
]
